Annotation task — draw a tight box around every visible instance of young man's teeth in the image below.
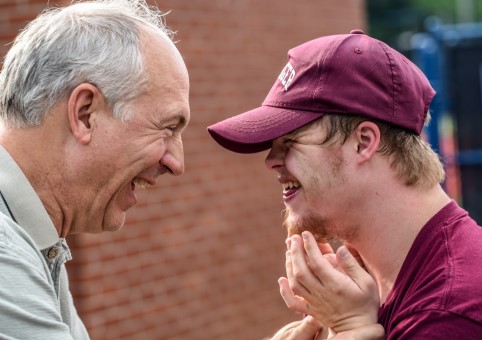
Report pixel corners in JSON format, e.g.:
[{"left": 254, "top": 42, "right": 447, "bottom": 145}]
[
  {"left": 133, "top": 178, "right": 150, "bottom": 189},
  {"left": 282, "top": 182, "right": 300, "bottom": 191}
]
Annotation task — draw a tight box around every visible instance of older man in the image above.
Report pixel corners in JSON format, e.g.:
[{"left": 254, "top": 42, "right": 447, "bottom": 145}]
[
  {"left": 209, "top": 30, "right": 482, "bottom": 339},
  {"left": 0, "top": 0, "right": 189, "bottom": 338}
]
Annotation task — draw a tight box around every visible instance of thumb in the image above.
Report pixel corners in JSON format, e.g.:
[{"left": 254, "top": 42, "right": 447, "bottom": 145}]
[
  {"left": 336, "top": 246, "right": 370, "bottom": 285},
  {"left": 295, "top": 316, "right": 323, "bottom": 338},
  {"left": 345, "top": 243, "right": 365, "bottom": 268}
]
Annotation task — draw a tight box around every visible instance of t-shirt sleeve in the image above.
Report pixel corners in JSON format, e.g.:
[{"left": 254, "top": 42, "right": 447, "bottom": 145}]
[
  {"left": 0, "top": 216, "right": 74, "bottom": 339},
  {"left": 388, "top": 310, "right": 482, "bottom": 339}
]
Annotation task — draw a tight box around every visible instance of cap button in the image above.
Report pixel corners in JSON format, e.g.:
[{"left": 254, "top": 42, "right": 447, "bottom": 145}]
[{"left": 350, "top": 29, "right": 365, "bottom": 34}]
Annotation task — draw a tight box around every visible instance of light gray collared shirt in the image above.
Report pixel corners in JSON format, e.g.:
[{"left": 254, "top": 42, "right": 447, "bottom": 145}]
[{"left": 0, "top": 146, "right": 89, "bottom": 339}]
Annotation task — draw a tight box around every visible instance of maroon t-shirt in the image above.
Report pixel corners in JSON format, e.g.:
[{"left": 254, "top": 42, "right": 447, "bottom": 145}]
[{"left": 379, "top": 201, "right": 482, "bottom": 339}]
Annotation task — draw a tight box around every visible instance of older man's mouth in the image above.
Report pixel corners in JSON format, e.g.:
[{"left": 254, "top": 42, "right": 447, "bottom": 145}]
[{"left": 131, "top": 177, "right": 153, "bottom": 190}]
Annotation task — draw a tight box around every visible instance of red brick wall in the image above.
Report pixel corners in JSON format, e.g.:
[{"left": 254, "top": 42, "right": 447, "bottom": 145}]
[{"left": 1, "top": 1, "right": 365, "bottom": 338}]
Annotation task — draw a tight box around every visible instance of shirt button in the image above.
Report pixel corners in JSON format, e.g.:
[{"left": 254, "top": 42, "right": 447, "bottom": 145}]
[{"left": 47, "top": 246, "right": 60, "bottom": 259}]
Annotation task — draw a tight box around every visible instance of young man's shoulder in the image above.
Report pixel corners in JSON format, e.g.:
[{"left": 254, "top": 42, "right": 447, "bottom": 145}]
[{"left": 379, "top": 201, "right": 482, "bottom": 337}]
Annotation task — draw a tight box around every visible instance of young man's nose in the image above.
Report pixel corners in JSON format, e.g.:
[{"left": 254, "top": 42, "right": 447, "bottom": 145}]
[{"left": 264, "top": 139, "right": 285, "bottom": 171}]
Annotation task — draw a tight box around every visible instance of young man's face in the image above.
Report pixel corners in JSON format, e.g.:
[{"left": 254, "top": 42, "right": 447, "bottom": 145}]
[{"left": 265, "top": 118, "right": 355, "bottom": 242}]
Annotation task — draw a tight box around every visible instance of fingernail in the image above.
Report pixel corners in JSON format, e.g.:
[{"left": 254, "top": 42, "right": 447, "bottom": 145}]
[
  {"left": 293, "top": 234, "right": 303, "bottom": 245},
  {"left": 339, "top": 246, "right": 349, "bottom": 258},
  {"left": 302, "top": 231, "right": 308, "bottom": 240},
  {"left": 285, "top": 238, "right": 291, "bottom": 249}
]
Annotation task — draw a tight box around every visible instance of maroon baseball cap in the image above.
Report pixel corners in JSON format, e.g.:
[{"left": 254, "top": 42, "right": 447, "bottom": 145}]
[{"left": 207, "top": 29, "right": 436, "bottom": 154}]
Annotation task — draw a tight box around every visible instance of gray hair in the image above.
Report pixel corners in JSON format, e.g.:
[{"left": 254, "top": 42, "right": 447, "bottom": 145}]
[{"left": 0, "top": 0, "right": 173, "bottom": 128}]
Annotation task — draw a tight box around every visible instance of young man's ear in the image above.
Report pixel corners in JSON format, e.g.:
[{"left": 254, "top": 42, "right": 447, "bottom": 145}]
[
  {"left": 67, "top": 83, "right": 103, "bottom": 144},
  {"left": 354, "top": 121, "right": 380, "bottom": 164}
]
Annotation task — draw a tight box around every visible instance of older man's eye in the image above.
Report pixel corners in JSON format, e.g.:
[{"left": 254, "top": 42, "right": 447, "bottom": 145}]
[{"left": 162, "top": 125, "right": 176, "bottom": 133}]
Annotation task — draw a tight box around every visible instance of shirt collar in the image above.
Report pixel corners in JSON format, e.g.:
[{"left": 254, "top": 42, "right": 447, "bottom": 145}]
[{"left": 0, "top": 145, "right": 59, "bottom": 249}]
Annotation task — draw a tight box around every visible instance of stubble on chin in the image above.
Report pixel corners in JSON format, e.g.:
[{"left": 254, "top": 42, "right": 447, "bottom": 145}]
[{"left": 283, "top": 208, "right": 335, "bottom": 243}]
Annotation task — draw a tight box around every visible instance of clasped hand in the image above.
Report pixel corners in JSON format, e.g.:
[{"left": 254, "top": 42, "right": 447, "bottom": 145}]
[{"left": 276, "top": 231, "right": 382, "bottom": 338}]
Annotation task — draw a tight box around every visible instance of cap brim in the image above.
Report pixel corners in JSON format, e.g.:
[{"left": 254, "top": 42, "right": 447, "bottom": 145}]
[{"left": 207, "top": 105, "right": 322, "bottom": 154}]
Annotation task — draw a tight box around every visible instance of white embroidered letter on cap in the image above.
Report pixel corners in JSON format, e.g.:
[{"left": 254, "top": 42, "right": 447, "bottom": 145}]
[{"left": 277, "top": 62, "right": 296, "bottom": 91}]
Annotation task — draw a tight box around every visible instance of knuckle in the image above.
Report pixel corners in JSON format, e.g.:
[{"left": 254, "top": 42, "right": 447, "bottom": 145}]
[
  {"left": 309, "top": 261, "right": 323, "bottom": 274},
  {"left": 290, "top": 281, "right": 304, "bottom": 295},
  {"left": 293, "top": 268, "right": 307, "bottom": 281}
]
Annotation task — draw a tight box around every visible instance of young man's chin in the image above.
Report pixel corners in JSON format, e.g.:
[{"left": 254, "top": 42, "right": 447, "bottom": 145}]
[{"left": 284, "top": 209, "right": 333, "bottom": 242}]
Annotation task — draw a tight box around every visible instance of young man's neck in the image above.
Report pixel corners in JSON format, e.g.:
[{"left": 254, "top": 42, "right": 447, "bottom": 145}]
[{"left": 346, "top": 184, "right": 451, "bottom": 304}]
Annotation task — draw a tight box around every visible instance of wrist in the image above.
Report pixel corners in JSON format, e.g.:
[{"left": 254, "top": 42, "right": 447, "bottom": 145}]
[{"left": 330, "top": 316, "right": 378, "bottom": 334}]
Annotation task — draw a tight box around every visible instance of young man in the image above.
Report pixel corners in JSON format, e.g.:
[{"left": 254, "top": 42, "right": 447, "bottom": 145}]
[
  {"left": 208, "top": 30, "right": 482, "bottom": 338},
  {"left": 0, "top": 0, "right": 189, "bottom": 338}
]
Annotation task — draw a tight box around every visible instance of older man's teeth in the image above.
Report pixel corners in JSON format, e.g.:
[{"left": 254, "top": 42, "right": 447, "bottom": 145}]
[
  {"left": 133, "top": 178, "right": 150, "bottom": 189},
  {"left": 282, "top": 182, "right": 300, "bottom": 191}
]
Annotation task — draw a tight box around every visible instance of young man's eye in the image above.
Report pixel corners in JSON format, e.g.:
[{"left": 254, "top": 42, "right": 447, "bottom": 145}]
[{"left": 283, "top": 139, "right": 294, "bottom": 148}]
